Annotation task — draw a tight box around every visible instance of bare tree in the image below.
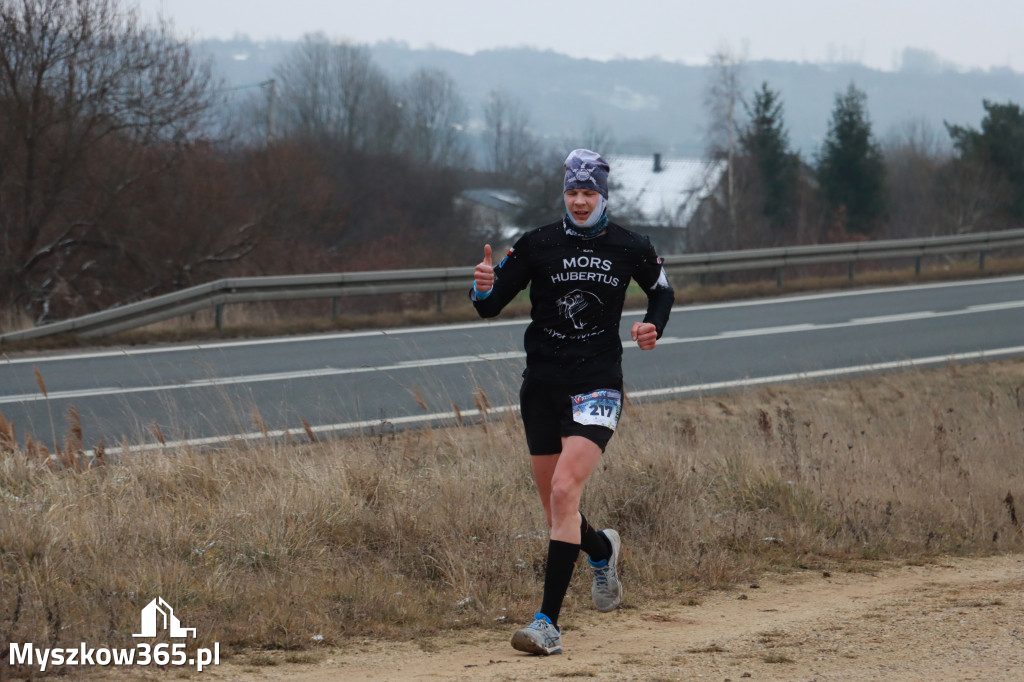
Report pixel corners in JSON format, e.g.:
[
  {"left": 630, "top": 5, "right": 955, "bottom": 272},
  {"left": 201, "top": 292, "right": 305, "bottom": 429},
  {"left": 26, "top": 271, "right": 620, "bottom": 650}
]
[
  {"left": 936, "top": 156, "right": 1011, "bottom": 234},
  {"left": 571, "top": 118, "right": 616, "bottom": 155},
  {"left": 272, "top": 36, "right": 333, "bottom": 139},
  {"left": 482, "top": 89, "right": 538, "bottom": 177},
  {"left": 881, "top": 118, "right": 952, "bottom": 238},
  {"left": 258, "top": 40, "right": 482, "bottom": 273},
  {"left": 400, "top": 67, "right": 468, "bottom": 168},
  {"left": 0, "top": 0, "right": 216, "bottom": 320},
  {"left": 703, "top": 44, "right": 746, "bottom": 241},
  {"left": 274, "top": 34, "right": 400, "bottom": 154}
]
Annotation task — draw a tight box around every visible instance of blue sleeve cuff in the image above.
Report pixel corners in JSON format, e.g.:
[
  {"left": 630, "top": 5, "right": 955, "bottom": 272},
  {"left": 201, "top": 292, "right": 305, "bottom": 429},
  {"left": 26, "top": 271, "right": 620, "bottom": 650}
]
[{"left": 471, "top": 285, "right": 492, "bottom": 301}]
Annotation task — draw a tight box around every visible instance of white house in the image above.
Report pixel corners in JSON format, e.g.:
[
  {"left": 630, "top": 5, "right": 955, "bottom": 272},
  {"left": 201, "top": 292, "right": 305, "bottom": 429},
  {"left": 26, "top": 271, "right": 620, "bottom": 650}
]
[
  {"left": 608, "top": 153, "right": 727, "bottom": 252},
  {"left": 458, "top": 154, "right": 726, "bottom": 252}
]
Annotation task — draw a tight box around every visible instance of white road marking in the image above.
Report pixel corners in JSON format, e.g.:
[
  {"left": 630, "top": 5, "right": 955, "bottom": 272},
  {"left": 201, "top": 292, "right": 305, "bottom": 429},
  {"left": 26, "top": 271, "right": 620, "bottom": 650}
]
[
  {"left": 630, "top": 346, "right": 1024, "bottom": 399},
  {"left": 673, "top": 274, "right": 1024, "bottom": 311},
  {"left": 0, "top": 318, "right": 530, "bottom": 365},
  {"left": 3, "top": 299, "right": 1023, "bottom": 403},
  {"left": 655, "top": 300, "right": 1024, "bottom": 346},
  {"left": 86, "top": 344, "right": 1024, "bottom": 457},
  {"left": 967, "top": 300, "right": 1024, "bottom": 312},
  {"left": 0, "top": 351, "right": 528, "bottom": 404},
  {"left": 4, "top": 274, "right": 1023, "bottom": 365},
  {"left": 715, "top": 323, "right": 817, "bottom": 338}
]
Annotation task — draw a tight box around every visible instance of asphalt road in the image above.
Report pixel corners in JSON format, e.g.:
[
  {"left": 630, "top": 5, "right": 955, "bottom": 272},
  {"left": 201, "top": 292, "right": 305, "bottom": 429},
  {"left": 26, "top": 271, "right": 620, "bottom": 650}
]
[{"left": 2, "top": 276, "right": 1023, "bottom": 452}]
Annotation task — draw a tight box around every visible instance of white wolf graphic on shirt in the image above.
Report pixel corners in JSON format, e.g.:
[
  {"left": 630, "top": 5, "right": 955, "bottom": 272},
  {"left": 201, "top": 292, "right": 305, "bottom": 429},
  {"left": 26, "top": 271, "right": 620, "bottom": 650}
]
[{"left": 556, "top": 289, "right": 603, "bottom": 331}]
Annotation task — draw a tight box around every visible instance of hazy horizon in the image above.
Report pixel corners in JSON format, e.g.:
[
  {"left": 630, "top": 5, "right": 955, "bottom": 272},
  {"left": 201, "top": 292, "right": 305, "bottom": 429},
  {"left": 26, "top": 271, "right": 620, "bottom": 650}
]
[{"left": 138, "top": 0, "right": 1024, "bottom": 74}]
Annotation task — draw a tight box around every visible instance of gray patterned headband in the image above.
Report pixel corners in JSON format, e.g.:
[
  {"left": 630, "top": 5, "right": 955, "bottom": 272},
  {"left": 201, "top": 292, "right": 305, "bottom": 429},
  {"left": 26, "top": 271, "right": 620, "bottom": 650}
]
[{"left": 563, "top": 148, "right": 609, "bottom": 199}]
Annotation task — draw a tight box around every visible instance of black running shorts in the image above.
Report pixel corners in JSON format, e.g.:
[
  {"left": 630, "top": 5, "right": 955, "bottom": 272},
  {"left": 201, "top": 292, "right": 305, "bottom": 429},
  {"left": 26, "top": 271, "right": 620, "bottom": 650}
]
[{"left": 519, "top": 375, "right": 624, "bottom": 455}]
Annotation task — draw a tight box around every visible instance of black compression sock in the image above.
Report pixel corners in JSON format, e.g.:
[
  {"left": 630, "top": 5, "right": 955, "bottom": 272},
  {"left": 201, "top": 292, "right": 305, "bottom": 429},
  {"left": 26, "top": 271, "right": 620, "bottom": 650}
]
[
  {"left": 580, "top": 513, "right": 612, "bottom": 562},
  {"left": 539, "top": 540, "right": 580, "bottom": 627}
]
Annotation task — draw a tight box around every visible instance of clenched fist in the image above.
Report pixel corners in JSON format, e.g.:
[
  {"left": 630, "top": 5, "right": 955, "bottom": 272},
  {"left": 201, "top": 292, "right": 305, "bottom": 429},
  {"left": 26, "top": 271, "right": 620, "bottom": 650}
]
[{"left": 631, "top": 321, "right": 658, "bottom": 350}]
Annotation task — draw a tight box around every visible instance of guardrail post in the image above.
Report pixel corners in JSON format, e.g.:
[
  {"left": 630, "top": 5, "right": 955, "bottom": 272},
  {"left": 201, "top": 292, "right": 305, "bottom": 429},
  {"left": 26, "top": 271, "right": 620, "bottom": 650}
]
[
  {"left": 776, "top": 267, "right": 784, "bottom": 287},
  {"left": 847, "top": 261, "right": 855, "bottom": 280},
  {"left": 436, "top": 291, "right": 444, "bottom": 312},
  {"left": 215, "top": 304, "right": 224, "bottom": 331},
  {"left": 331, "top": 297, "right": 340, "bottom": 319},
  {"left": 915, "top": 256, "right": 922, "bottom": 276},
  {"left": 979, "top": 250, "right": 986, "bottom": 270}
]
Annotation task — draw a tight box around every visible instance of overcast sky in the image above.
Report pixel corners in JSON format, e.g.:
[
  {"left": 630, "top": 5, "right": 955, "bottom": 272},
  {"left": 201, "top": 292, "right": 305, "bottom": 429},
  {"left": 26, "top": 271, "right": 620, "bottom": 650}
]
[{"left": 136, "top": 0, "right": 1023, "bottom": 72}]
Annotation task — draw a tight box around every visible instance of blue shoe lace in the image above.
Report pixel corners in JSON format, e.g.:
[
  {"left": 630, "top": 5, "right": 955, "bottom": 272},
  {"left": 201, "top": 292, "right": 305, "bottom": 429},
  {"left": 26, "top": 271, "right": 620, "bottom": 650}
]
[
  {"left": 530, "top": 612, "right": 553, "bottom": 628},
  {"left": 591, "top": 558, "right": 611, "bottom": 586}
]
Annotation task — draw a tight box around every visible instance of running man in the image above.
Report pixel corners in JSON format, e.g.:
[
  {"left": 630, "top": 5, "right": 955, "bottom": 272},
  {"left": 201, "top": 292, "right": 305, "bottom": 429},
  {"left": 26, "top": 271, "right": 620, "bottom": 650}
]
[{"left": 470, "top": 149, "right": 674, "bottom": 655}]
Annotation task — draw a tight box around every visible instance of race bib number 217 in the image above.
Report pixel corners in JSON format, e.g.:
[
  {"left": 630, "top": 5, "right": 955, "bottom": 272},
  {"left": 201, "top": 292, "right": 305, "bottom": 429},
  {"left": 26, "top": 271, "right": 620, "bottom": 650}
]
[{"left": 571, "top": 389, "right": 622, "bottom": 431}]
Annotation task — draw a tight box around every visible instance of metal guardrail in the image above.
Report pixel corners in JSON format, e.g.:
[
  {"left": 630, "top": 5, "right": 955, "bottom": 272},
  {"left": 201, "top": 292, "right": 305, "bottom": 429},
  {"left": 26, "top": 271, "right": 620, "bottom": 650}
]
[
  {"left": 3, "top": 228, "right": 1024, "bottom": 343},
  {"left": 662, "top": 228, "right": 1024, "bottom": 281}
]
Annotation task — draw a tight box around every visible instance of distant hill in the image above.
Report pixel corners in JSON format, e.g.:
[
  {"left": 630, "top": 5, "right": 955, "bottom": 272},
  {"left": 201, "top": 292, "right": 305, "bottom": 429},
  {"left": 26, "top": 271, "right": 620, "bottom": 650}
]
[{"left": 198, "top": 38, "right": 1024, "bottom": 160}]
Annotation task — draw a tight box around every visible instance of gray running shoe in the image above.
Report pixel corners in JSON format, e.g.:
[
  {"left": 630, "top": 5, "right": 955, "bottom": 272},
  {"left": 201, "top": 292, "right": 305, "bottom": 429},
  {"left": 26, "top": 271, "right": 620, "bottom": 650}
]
[
  {"left": 590, "top": 528, "right": 622, "bottom": 612},
  {"left": 510, "top": 613, "right": 562, "bottom": 655}
]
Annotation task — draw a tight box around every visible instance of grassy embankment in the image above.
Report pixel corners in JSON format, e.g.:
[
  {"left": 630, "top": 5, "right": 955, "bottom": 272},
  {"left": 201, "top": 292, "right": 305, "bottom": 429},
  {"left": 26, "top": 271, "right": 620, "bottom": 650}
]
[{"left": 1, "top": 357, "right": 1022, "bottom": 674}]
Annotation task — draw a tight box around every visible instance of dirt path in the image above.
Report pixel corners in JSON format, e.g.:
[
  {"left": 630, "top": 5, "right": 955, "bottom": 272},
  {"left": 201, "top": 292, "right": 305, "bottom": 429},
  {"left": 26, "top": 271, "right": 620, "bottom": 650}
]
[{"left": 177, "top": 553, "right": 1024, "bottom": 682}]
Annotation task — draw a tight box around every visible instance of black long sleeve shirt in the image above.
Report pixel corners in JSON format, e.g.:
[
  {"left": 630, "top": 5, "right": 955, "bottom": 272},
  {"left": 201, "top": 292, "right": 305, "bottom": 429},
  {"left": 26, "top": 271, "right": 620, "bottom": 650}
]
[{"left": 471, "top": 220, "right": 674, "bottom": 385}]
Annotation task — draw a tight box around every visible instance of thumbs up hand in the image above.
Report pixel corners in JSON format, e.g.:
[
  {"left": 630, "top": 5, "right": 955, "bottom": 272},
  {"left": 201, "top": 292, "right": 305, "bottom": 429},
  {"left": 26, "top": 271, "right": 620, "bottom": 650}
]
[{"left": 474, "top": 244, "right": 495, "bottom": 292}]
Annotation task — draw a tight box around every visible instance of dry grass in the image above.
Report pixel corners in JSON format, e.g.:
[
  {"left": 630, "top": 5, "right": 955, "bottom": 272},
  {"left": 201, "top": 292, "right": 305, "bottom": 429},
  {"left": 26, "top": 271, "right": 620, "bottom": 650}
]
[
  {"left": 1, "top": 359, "right": 1023, "bottom": 676},
  {"left": 0, "top": 306, "right": 32, "bottom": 336}
]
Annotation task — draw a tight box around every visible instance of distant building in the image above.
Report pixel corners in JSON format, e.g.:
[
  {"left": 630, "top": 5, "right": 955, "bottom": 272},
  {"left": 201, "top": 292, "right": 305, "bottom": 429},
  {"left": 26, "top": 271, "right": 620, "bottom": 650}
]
[
  {"left": 608, "top": 153, "right": 727, "bottom": 253},
  {"left": 457, "top": 188, "right": 527, "bottom": 241},
  {"left": 458, "top": 154, "right": 726, "bottom": 252}
]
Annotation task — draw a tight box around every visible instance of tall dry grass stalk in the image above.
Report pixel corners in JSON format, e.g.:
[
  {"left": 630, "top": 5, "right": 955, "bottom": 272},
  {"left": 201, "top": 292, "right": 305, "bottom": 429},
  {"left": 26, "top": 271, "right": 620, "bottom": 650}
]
[
  {"left": 0, "top": 305, "right": 32, "bottom": 335},
  {"left": 1, "top": 360, "right": 1022, "bottom": 672}
]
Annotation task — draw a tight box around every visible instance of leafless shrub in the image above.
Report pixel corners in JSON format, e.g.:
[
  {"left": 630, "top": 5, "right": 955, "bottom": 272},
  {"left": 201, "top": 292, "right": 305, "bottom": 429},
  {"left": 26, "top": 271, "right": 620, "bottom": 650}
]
[{"left": 0, "top": 0, "right": 217, "bottom": 320}]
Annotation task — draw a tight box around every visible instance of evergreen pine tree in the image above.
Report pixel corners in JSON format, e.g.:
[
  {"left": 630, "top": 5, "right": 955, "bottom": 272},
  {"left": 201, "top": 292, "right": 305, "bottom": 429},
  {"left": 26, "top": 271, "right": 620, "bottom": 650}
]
[
  {"left": 817, "top": 83, "right": 887, "bottom": 235},
  {"left": 947, "top": 100, "right": 1024, "bottom": 222},
  {"left": 740, "top": 82, "right": 799, "bottom": 232}
]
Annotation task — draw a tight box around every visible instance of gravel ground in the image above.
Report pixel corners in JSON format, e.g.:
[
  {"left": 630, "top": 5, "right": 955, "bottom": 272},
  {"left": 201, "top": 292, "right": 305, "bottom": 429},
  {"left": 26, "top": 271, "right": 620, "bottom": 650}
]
[{"left": 106, "top": 552, "right": 1023, "bottom": 682}]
